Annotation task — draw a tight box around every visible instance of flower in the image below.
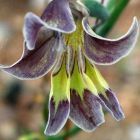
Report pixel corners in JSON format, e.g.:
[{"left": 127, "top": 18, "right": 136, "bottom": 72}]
[{"left": 0, "top": 0, "right": 139, "bottom": 136}]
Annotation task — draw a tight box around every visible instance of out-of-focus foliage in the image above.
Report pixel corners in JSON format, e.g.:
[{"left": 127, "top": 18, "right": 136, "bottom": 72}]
[{"left": 0, "top": 0, "right": 140, "bottom": 140}]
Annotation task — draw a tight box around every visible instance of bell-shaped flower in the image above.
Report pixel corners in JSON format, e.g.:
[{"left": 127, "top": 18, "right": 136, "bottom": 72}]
[{"left": 0, "top": 0, "right": 139, "bottom": 136}]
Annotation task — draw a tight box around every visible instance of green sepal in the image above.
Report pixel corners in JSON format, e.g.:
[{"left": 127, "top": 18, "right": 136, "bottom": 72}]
[
  {"left": 50, "top": 58, "right": 70, "bottom": 109},
  {"left": 86, "top": 60, "right": 109, "bottom": 93},
  {"left": 70, "top": 59, "right": 97, "bottom": 98},
  {"left": 82, "top": 0, "right": 110, "bottom": 21}
]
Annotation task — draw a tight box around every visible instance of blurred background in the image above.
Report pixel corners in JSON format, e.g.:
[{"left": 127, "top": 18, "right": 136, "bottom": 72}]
[{"left": 0, "top": 0, "right": 140, "bottom": 140}]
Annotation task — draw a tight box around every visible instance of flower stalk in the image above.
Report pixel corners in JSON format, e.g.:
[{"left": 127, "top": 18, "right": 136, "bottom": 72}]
[
  {"left": 0, "top": 0, "right": 139, "bottom": 139},
  {"left": 96, "top": 0, "right": 130, "bottom": 36},
  {"left": 47, "top": 126, "right": 81, "bottom": 140}
]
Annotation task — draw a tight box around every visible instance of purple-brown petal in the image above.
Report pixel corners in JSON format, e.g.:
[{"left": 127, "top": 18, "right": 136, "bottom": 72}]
[
  {"left": 0, "top": 33, "right": 63, "bottom": 79},
  {"left": 99, "top": 89, "right": 125, "bottom": 121},
  {"left": 44, "top": 97, "right": 70, "bottom": 136},
  {"left": 69, "top": 89, "right": 105, "bottom": 132},
  {"left": 23, "top": 12, "right": 44, "bottom": 50},
  {"left": 82, "top": 17, "right": 139, "bottom": 65},
  {"left": 41, "top": 0, "right": 76, "bottom": 33}
]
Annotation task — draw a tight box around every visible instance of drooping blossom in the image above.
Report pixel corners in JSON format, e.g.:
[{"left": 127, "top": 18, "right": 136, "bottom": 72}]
[{"left": 0, "top": 0, "right": 139, "bottom": 136}]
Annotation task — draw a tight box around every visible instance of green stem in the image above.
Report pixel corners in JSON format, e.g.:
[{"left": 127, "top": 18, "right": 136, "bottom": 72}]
[
  {"left": 47, "top": 127, "right": 81, "bottom": 140},
  {"left": 96, "top": 0, "right": 130, "bottom": 36},
  {"left": 62, "top": 127, "right": 81, "bottom": 139},
  {"left": 43, "top": 95, "right": 49, "bottom": 123},
  {"left": 47, "top": 136, "right": 63, "bottom": 140},
  {"left": 107, "top": 0, "right": 117, "bottom": 12}
]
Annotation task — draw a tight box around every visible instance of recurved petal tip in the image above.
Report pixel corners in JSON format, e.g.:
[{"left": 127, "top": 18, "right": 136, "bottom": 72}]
[
  {"left": 82, "top": 17, "right": 139, "bottom": 65},
  {"left": 23, "top": 12, "right": 44, "bottom": 50},
  {"left": 41, "top": 0, "right": 76, "bottom": 33}
]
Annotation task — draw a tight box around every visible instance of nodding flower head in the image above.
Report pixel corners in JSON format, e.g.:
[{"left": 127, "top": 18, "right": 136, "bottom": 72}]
[{"left": 0, "top": 0, "right": 139, "bottom": 136}]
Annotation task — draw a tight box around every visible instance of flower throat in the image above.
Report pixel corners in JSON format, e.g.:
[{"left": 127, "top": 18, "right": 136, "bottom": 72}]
[{"left": 64, "top": 20, "right": 84, "bottom": 50}]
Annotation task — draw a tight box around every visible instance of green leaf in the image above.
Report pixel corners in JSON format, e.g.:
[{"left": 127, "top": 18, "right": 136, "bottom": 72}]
[{"left": 82, "top": 0, "right": 109, "bottom": 21}]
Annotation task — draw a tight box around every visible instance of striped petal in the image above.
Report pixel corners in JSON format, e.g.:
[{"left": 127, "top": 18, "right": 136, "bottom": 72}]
[
  {"left": 86, "top": 60, "right": 125, "bottom": 121},
  {"left": 69, "top": 58, "right": 104, "bottom": 131},
  {"left": 23, "top": 12, "right": 60, "bottom": 50},
  {"left": 45, "top": 97, "right": 70, "bottom": 136},
  {"left": 23, "top": 10, "right": 75, "bottom": 50},
  {"left": 0, "top": 30, "right": 63, "bottom": 79},
  {"left": 99, "top": 89, "right": 125, "bottom": 121},
  {"left": 45, "top": 55, "right": 70, "bottom": 136},
  {"left": 70, "top": 89, "right": 105, "bottom": 132},
  {"left": 23, "top": 12, "right": 44, "bottom": 50},
  {"left": 41, "top": 0, "right": 76, "bottom": 33},
  {"left": 82, "top": 17, "right": 139, "bottom": 65}
]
